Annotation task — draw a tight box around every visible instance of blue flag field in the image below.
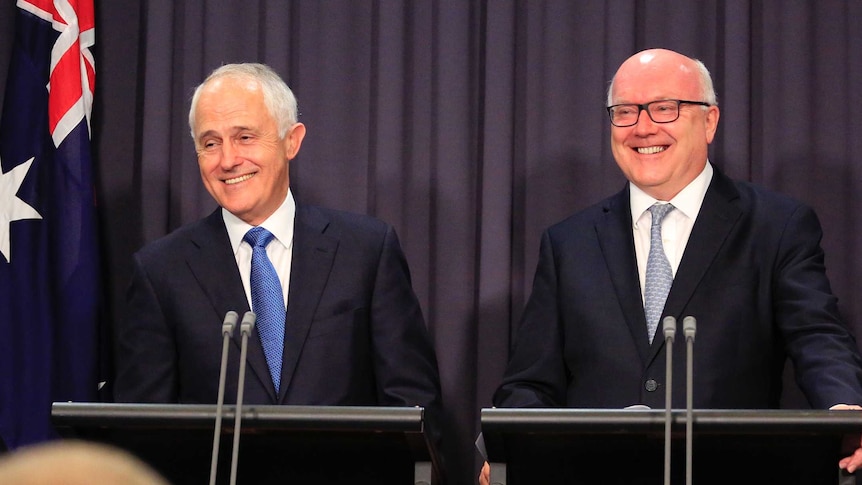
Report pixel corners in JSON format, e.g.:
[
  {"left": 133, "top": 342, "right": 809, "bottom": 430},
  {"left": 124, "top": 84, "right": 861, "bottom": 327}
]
[{"left": 0, "top": 0, "right": 101, "bottom": 450}]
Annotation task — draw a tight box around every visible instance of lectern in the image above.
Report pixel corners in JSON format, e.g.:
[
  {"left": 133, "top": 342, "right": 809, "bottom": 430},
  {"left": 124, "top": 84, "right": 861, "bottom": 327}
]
[
  {"left": 52, "top": 402, "right": 442, "bottom": 485},
  {"left": 481, "top": 408, "right": 862, "bottom": 485}
]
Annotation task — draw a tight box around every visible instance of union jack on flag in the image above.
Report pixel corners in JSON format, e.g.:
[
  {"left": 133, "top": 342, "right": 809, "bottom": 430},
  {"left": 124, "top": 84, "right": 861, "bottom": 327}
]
[{"left": 0, "top": 0, "right": 102, "bottom": 450}]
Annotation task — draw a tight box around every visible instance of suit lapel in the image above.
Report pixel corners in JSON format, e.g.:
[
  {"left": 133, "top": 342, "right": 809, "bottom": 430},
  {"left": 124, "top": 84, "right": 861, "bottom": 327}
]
[
  {"left": 278, "top": 205, "right": 338, "bottom": 402},
  {"left": 595, "top": 187, "right": 654, "bottom": 362},
  {"left": 662, "top": 169, "right": 742, "bottom": 331},
  {"left": 186, "top": 210, "right": 273, "bottom": 400},
  {"left": 595, "top": 172, "right": 743, "bottom": 364},
  {"left": 186, "top": 211, "right": 250, "bottom": 317}
]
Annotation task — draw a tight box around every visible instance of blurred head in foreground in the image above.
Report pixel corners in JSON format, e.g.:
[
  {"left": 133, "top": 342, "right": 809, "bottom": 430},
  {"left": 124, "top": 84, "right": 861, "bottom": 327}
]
[{"left": 0, "top": 440, "right": 170, "bottom": 485}]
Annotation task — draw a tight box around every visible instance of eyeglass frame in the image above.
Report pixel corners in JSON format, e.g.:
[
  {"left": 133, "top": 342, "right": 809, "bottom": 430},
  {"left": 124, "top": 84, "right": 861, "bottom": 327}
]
[{"left": 606, "top": 99, "right": 712, "bottom": 127}]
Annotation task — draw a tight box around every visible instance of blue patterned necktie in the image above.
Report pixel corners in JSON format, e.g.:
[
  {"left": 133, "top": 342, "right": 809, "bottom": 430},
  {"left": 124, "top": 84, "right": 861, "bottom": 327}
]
[
  {"left": 644, "top": 203, "right": 675, "bottom": 344},
  {"left": 243, "top": 227, "right": 285, "bottom": 392}
]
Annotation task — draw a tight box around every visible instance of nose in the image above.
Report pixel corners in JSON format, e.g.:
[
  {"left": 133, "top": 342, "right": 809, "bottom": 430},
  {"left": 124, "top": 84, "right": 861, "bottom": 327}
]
[
  {"left": 632, "top": 108, "right": 658, "bottom": 134},
  {"left": 220, "top": 140, "right": 243, "bottom": 169}
]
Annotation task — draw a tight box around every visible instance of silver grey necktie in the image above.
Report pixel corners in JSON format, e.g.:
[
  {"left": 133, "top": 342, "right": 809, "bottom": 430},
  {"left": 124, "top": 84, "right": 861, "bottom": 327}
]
[{"left": 644, "top": 203, "right": 675, "bottom": 343}]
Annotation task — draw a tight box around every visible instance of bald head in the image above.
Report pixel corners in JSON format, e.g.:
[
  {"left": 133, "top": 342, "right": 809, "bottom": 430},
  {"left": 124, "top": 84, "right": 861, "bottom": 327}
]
[{"left": 607, "top": 48, "right": 717, "bottom": 107}]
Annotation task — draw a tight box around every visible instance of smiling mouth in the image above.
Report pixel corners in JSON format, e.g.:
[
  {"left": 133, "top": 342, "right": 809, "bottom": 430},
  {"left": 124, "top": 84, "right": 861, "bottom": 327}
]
[
  {"left": 225, "top": 173, "right": 254, "bottom": 185},
  {"left": 637, "top": 146, "right": 667, "bottom": 155}
]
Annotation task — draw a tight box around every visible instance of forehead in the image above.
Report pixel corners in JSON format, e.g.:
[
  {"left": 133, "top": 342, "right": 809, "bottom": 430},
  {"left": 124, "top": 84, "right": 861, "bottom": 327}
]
[
  {"left": 612, "top": 55, "right": 701, "bottom": 103},
  {"left": 194, "top": 77, "right": 272, "bottom": 131}
]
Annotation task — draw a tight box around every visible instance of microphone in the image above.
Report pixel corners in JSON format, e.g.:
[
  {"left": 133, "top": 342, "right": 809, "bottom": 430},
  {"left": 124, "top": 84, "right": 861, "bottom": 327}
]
[
  {"left": 662, "top": 316, "right": 677, "bottom": 485},
  {"left": 682, "top": 316, "right": 697, "bottom": 485},
  {"left": 209, "top": 311, "right": 238, "bottom": 485},
  {"left": 229, "top": 311, "right": 256, "bottom": 485}
]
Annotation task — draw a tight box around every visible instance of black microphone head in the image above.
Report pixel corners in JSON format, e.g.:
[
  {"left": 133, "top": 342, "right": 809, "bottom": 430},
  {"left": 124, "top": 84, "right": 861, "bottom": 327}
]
[
  {"left": 683, "top": 316, "right": 696, "bottom": 341},
  {"left": 663, "top": 316, "right": 677, "bottom": 341}
]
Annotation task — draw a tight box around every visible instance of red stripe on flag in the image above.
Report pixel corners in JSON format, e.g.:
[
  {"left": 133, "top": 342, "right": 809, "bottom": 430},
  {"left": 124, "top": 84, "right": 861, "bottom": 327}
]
[
  {"left": 19, "top": 0, "right": 59, "bottom": 21},
  {"left": 73, "top": 0, "right": 95, "bottom": 33},
  {"left": 85, "top": 57, "right": 95, "bottom": 96},
  {"left": 48, "top": 45, "right": 83, "bottom": 135}
]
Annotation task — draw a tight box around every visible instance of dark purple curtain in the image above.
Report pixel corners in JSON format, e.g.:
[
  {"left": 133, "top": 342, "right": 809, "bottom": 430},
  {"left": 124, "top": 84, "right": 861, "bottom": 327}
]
[{"left": 2, "top": 1, "right": 862, "bottom": 483}]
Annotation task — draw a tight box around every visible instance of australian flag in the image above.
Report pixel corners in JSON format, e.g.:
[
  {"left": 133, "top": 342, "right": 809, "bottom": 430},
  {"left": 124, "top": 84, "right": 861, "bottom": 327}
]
[{"left": 0, "top": 0, "right": 101, "bottom": 450}]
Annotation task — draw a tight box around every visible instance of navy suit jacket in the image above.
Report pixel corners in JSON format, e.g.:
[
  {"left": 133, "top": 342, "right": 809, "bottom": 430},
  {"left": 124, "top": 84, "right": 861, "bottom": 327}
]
[
  {"left": 115, "top": 203, "right": 442, "bottom": 418},
  {"left": 494, "top": 166, "right": 862, "bottom": 410}
]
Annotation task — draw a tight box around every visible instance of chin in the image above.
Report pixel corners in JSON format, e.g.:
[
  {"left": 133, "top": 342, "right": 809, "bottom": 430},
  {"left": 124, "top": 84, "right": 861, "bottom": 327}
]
[{"left": 220, "top": 198, "right": 255, "bottom": 216}]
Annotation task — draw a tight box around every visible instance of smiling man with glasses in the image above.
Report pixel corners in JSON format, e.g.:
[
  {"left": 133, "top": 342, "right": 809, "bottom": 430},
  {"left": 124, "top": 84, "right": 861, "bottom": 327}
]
[{"left": 480, "top": 47, "right": 862, "bottom": 484}]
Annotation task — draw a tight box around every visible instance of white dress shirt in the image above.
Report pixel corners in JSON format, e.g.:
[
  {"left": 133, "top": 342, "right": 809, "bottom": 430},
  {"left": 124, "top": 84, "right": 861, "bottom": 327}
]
[
  {"left": 223, "top": 188, "right": 296, "bottom": 309},
  {"left": 630, "top": 162, "right": 713, "bottom": 304}
]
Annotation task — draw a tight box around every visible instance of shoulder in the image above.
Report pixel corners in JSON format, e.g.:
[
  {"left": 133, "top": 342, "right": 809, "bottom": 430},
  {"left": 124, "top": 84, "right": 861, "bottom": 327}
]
[
  {"left": 731, "top": 178, "right": 809, "bottom": 213},
  {"left": 544, "top": 190, "right": 627, "bottom": 241},
  {"left": 297, "top": 204, "right": 393, "bottom": 237},
  {"left": 134, "top": 210, "right": 225, "bottom": 261},
  {"left": 300, "top": 204, "right": 390, "bottom": 228},
  {"left": 708, "top": 166, "right": 811, "bottom": 218}
]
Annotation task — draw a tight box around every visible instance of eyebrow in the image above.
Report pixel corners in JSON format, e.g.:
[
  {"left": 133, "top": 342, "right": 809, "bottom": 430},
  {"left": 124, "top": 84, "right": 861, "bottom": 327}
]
[{"left": 197, "top": 125, "right": 258, "bottom": 141}]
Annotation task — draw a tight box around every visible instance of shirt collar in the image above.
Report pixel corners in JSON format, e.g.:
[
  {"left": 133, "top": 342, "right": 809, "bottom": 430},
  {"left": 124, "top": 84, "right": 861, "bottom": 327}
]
[
  {"left": 629, "top": 161, "right": 713, "bottom": 224},
  {"left": 223, "top": 188, "right": 296, "bottom": 254}
]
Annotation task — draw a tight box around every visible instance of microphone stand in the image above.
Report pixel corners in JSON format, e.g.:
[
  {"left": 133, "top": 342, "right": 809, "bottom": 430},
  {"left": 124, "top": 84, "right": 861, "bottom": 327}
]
[
  {"left": 209, "top": 311, "right": 238, "bottom": 485},
  {"left": 229, "top": 311, "right": 256, "bottom": 485},
  {"left": 683, "top": 316, "right": 697, "bottom": 485},
  {"left": 662, "top": 316, "right": 677, "bottom": 485}
]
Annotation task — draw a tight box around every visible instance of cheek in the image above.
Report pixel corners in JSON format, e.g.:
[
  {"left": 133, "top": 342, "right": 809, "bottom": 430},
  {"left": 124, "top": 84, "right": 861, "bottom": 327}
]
[
  {"left": 266, "top": 158, "right": 289, "bottom": 180},
  {"left": 197, "top": 155, "right": 218, "bottom": 174},
  {"left": 197, "top": 161, "right": 223, "bottom": 194},
  {"left": 610, "top": 129, "right": 629, "bottom": 148},
  {"left": 610, "top": 139, "right": 630, "bottom": 161}
]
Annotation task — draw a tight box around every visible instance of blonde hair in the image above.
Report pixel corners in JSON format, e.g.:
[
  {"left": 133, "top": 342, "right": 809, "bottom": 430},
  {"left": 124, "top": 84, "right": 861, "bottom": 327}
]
[{"left": 0, "top": 440, "right": 170, "bottom": 485}]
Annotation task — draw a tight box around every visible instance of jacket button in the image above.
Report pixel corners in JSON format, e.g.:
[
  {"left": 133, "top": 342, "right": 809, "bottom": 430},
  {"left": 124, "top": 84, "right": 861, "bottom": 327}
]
[{"left": 644, "top": 379, "right": 658, "bottom": 392}]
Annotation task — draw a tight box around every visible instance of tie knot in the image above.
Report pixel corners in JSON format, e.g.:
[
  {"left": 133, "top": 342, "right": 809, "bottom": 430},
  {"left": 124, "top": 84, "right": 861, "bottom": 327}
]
[
  {"left": 649, "top": 203, "right": 674, "bottom": 226},
  {"left": 243, "top": 226, "right": 275, "bottom": 249}
]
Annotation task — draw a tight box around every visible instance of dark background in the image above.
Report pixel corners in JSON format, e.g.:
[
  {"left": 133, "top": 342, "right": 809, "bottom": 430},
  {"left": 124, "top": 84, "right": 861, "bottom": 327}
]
[{"left": 2, "top": 2, "right": 862, "bottom": 484}]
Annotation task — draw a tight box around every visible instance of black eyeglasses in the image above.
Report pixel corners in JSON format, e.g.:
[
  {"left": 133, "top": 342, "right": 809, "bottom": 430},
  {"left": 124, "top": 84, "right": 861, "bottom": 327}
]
[{"left": 606, "top": 99, "right": 711, "bottom": 127}]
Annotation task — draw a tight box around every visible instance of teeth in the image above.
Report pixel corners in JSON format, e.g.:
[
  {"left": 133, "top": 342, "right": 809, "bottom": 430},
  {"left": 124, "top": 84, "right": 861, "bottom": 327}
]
[
  {"left": 225, "top": 173, "right": 254, "bottom": 185},
  {"left": 637, "top": 146, "right": 666, "bottom": 155}
]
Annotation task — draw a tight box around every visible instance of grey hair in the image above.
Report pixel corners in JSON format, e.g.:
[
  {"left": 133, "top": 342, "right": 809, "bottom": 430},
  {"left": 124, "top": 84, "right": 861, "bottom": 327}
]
[
  {"left": 606, "top": 57, "right": 719, "bottom": 107},
  {"left": 188, "top": 63, "right": 299, "bottom": 140}
]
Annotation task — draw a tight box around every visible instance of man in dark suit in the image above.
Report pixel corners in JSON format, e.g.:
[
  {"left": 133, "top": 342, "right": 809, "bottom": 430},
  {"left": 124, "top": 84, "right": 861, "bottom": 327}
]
[
  {"left": 114, "top": 63, "right": 442, "bottom": 441},
  {"left": 480, "top": 48, "right": 862, "bottom": 483}
]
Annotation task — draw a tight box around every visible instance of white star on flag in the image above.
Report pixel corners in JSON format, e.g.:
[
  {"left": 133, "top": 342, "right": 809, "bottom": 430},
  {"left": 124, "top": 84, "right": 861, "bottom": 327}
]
[{"left": 0, "top": 156, "right": 42, "bottom": 263}]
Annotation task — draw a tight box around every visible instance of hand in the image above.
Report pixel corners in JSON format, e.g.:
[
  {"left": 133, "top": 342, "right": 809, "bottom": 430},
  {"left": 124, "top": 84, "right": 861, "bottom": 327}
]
[
  {"left": 478, "top": 461, "right": 490, "bottom": 485},
  {"left": 832, "top": 404, "right": 862, "bottom": 473}
]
